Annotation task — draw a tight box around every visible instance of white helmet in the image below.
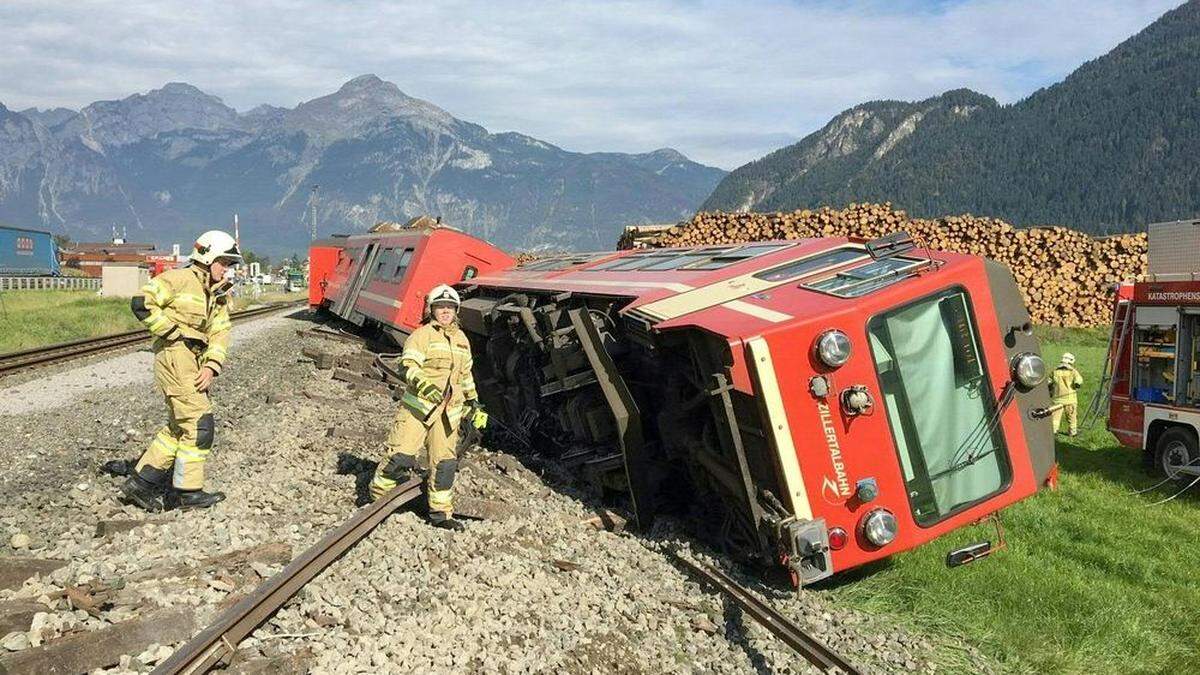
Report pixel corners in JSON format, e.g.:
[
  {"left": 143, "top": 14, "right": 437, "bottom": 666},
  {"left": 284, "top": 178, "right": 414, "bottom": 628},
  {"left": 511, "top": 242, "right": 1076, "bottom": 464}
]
[
  {"left": 426, "top": 284, "right": 461, "bottom": 309},
  {"left": 189, "top": 230, "right": 243, "bottom": 267},
  {"left": 1061, "top": 352, "right": 1076, "bottom": 366}
]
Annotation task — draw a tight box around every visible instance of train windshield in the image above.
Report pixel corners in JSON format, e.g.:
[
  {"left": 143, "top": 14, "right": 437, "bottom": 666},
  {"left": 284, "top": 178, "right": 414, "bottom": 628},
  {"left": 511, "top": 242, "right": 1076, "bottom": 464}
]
[{"left": 867, "top": 289, "right": 1011, "bottom": 526}]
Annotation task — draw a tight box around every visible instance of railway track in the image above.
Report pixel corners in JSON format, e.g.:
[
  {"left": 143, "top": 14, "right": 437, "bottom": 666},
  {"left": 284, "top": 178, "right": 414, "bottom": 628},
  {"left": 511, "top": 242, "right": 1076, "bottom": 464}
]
[
  {"left": 0, "top": 302, "right": 300, "bottom": 377},
  {"left": 672, "top": 552, "right": 864, "bottom": 674},
  {"left": 155, "top": 478, "right": 425, "bottom": 674},
  {"left": 152, "top": 483, "right": 862, "bottom": 674}
]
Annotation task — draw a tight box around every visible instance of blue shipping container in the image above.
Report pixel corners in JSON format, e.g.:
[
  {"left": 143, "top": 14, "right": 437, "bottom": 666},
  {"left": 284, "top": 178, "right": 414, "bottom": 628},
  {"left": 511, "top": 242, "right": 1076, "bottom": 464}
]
[{"left": 0, "top": 225, "right": 60, "bottom": 276}]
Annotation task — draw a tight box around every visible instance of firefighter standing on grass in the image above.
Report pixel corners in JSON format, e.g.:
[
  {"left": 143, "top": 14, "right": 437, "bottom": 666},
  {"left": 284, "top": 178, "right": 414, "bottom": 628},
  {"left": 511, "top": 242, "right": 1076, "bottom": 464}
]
[
  {"left": 119, "top": 230, "right": 241, "bottom": 511},
  {"left": 369, "top": 284, "right": 488, "bottom": 530},
  {"left": 1049, "top": 352, "right": 1084, "bottom": 437}
]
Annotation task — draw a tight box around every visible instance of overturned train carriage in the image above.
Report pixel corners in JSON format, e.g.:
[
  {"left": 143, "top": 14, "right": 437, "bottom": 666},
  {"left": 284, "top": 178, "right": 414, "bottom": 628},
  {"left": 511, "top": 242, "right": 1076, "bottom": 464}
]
[
  {"left": 458, "top": 234, "right": 1057, "bottom": 584},
  {"left": 309, "top": 223, "right": 515, "bottom": 341}
]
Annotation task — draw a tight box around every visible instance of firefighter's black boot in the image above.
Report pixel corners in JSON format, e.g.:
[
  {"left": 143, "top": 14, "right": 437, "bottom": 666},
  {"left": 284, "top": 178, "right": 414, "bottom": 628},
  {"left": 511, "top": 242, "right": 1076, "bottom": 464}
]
[
  {"left": 429, "top": 513, "right": 465, "bottom": 532},
  {"left": 119, "top": 466, "right": 169, "bottom": 512},
  {"left": 164, "top": 488, "right": 226, "bottom": 511}
]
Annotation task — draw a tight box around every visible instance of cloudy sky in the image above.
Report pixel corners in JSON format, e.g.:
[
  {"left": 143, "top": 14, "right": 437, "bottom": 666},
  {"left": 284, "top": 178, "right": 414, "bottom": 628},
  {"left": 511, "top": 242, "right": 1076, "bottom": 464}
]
[{"left": 0, "top": 0, "right": 1181, "bottom": 168}]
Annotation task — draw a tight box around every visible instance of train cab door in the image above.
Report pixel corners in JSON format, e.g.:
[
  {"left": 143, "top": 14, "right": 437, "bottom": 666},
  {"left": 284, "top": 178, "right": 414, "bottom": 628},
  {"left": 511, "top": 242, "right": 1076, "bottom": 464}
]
[{"left": 334, "top": 242, "right": 382, "bottom": 324}]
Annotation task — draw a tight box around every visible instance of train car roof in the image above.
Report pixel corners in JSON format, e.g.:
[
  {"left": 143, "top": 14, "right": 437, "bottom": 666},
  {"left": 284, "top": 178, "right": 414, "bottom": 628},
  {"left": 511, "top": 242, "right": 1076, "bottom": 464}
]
[
  {"left": 470, "top": 237, "right": 984, "bottom": 338},
  {"left": 311, "top": 226, "right": 500, "bottom": 249}
]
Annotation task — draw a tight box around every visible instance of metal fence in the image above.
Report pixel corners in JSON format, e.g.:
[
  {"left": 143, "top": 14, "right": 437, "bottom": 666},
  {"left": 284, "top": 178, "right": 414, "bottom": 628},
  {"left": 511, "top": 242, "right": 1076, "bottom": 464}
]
[{"left": 0, "top": 276, "right": 100, "bottom": 291}]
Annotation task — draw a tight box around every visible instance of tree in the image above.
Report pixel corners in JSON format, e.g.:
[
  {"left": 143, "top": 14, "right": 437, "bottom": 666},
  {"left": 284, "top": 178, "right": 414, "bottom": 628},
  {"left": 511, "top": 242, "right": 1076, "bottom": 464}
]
[{"left": 242, "top": 250, "right": 270, "bottom": 266}]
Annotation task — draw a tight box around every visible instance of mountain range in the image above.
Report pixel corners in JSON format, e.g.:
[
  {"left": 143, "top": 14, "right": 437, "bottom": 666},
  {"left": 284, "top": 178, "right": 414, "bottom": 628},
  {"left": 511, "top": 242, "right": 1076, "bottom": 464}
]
[
  {"left": 704, "top": 1, "right": 1200, "bottom": 234},
  {"left": 0, "top": 75, "right": 725, "bottom": 255}
]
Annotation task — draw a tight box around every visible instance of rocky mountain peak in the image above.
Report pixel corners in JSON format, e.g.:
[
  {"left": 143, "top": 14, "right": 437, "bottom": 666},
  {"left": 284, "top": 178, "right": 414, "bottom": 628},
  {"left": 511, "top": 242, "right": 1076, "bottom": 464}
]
[
  {"left": 338, "top": 74, "right": 392, "bottom": 93},
  {"left": 644, "top": 148, "right": 688, "bottom": 162},
  {"left": 285, "top": 74, "right": 456, "bottom": 139},
  {"left": 157, "top": 82, "right": 210, "bottom": 97},
  {"left": 67, "top": 82, "right": 241, "bottom": 149},
  {"left": 18, "top": 107, "right": 79, "bottom": 129}
]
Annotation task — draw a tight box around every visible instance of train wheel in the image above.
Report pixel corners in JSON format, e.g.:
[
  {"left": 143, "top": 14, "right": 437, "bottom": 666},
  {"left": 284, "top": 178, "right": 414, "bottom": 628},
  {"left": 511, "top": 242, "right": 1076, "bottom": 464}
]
[{"left": 1154, "top": 427, "right": 1199, "bottom": 480}]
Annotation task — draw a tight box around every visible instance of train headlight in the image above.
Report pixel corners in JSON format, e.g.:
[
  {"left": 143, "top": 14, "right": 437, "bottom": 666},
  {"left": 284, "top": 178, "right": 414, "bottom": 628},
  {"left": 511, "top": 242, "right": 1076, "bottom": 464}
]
[
  {"left": 815, "top": 330, "right": 852, "bottom": 368},
  {"left": 860, "top": 508, "right": 898, "bottom": 547},
  {"left": 1012, "top": 353, "right": 1046, "bottom": 389}
]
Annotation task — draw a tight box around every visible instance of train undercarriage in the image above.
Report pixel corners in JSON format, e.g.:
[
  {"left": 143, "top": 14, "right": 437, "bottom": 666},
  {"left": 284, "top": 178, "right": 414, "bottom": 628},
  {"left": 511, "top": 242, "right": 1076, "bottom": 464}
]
[{"left": 458, "top": 289, "right": 811, "bottom": 572}]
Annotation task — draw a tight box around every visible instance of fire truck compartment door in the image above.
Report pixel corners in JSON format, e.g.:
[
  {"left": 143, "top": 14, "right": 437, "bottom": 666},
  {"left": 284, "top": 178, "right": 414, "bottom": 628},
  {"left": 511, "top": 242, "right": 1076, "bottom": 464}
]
[{"left": 1136, "top": 306, "right": 1179, "bottom": 326}]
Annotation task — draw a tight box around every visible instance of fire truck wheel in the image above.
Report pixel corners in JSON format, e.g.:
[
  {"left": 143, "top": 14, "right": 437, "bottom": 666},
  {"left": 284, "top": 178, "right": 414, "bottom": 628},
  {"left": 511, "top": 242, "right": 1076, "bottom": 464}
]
[{"left": 1154, "top": 426, "right": 1199, "bottom": 480}]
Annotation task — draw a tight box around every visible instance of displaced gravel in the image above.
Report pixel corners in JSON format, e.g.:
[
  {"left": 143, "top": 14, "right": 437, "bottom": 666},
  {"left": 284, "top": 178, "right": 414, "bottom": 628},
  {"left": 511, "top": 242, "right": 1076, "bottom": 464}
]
[{"left": 0, "top": 313, "right": 995, "bottom": 673}]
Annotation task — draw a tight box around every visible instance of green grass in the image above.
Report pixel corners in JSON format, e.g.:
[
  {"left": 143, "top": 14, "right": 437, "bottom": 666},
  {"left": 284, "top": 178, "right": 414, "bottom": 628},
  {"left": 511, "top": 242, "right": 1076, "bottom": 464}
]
[
  {"left": 818, "top": 328, "right": 1199, "bottom": 674},
  {"left": 0, "top": 288, "right": 306, "bottom": 354},
  {"left": 0, "top": 290, "right": 142, "bottom": 353}
]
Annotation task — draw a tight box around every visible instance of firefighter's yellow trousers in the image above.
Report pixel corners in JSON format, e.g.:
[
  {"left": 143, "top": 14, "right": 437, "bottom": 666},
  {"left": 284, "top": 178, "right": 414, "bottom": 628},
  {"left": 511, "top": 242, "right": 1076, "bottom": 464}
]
[
  {"left": 1049, "top": 402, "right": 1078, "bottom": 436},
  {"left": 370, "top": 404, "right": 460, "bottom": 519},
  {"left": 135, "top": 341, "right": 214, "bottom": 490}
]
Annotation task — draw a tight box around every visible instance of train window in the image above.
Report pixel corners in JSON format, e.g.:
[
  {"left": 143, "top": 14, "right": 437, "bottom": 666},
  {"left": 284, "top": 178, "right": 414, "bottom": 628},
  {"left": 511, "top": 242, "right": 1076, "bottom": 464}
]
[
  {"left": 590, "top": 254, "right": 655, "bottom": 270},
  {"left": 375, "top": 248, "right": 394, "bottom": 275},
  {"left": 868, "top": 289, "right": 1010, "bottom": 527},
  {"left": 392, "top": 248, "right": 414, "bottom": 279},
  {"left": 753, "top": 247, "right": 866, "bottom": 282},
  {"left": 518, "top": 259, "right": 564, "bottom": 271},
  {"left": 462, "top": 265, "right": 478, "bottom": 280},
  {"left": 519, "top": 254, "right": 607, "bottom": 271},
  {"left": 606, "top": 255, "right": 675, "bottom": 270},
  {"left": 683, "top": 243, "right": 792, "bottom": 270},
  {"left": 804, "top": 256, "right": 924, "bottom": 297},
  {"left": 588, "top": 245, "right": 766, "bottom": 272},
  {"left": 638, "top": 252, "right": 721, "bottom": 270}
]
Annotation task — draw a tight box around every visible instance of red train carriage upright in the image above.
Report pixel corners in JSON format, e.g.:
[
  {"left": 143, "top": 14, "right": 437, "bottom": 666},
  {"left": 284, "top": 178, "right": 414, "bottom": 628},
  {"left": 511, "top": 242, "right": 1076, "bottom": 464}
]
[
  {"left": 1103, "top": 218, "right": 1200, "bottom": 479},
  {"left": 455, "top": 233, "right": 1056, "bottom": 584},
  {"left": 309, "top": 217, "right": 515, "bottom": 342}
]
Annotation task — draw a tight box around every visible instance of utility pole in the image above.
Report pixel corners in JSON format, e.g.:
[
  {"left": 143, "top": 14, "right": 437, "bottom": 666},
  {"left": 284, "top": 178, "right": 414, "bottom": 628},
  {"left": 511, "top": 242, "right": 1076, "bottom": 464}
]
[{"left": 308, "top": 185, "right": 320, "bottom": 240}]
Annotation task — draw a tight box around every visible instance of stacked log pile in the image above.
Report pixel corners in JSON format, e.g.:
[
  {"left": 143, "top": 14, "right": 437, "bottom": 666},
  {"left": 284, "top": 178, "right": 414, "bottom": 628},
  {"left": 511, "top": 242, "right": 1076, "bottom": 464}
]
[{"left": 632, "top": 203, "right": 1146, "bottom": 327}]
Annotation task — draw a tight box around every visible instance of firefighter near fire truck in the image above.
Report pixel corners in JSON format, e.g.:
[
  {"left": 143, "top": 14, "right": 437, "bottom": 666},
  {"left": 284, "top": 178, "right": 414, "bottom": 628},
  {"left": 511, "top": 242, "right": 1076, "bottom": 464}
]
[
  {"left": 1047, "top": 353, "right": 1083, "bottom": 436},
  {"left": 369, "top": 284, "right": 488, "bottom": 531},
  {"left": 119, "top": 230, "right": 242, "bottom": 512}
]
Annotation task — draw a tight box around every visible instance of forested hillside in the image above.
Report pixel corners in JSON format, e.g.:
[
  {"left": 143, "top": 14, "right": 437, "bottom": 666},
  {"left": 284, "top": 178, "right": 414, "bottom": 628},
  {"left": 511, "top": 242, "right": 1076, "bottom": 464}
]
[{"left": 704, "top": 1, "right": 1200, "bottom": 233}]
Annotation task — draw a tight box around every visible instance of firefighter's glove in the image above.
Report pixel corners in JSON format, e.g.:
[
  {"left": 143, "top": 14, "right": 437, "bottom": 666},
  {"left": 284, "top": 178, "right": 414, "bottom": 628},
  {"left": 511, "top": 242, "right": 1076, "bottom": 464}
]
[
  {"left": 469, "top": 403, "right": 489, "bottom": 430},
  {"left": 417, "top": 381, "right": 444, "bottom": 404},
  {"left": 211, "top": 278, "right": 234, "bottom": 299}
]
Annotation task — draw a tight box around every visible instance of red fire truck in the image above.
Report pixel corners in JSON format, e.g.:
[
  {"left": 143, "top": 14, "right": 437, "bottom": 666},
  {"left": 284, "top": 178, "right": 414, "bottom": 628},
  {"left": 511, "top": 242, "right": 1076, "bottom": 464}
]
[{"left": 1103, "top": 218, "right": 1200, "bottom": 479}]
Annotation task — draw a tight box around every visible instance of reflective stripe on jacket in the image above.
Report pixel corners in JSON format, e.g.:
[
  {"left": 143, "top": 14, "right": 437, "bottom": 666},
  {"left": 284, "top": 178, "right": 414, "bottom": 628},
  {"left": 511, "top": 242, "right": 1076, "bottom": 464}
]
[
  {"left": 1050, "top": 365, "right": 1083, "bottom": 403},
  {"left": 137, "top": 266, "right": 233, "bottom": 374},
  {"left": 400, "top": 321, "right": 477, "bottom": 426}
]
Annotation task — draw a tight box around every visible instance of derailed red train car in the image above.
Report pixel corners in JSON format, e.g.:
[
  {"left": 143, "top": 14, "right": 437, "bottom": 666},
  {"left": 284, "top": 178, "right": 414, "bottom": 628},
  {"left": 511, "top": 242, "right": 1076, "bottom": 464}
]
[
  {"left": 309, "top": 220, "right": 515, "bottom": 342},
  {"left": 456, "top": 234, "right": 1056, "bottom": 584}
]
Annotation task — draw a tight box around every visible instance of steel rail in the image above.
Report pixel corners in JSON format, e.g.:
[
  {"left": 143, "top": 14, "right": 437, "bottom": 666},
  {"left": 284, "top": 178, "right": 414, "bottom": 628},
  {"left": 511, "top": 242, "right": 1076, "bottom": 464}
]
[
  {"left": 0, "top": 302, "right": 298, "bottom": 376},
  {"left": 671, "top": 551, "right": 864, "bottom": 675},
  {"left": 154, "top": 478, "right": 424, "bottom": 675}
]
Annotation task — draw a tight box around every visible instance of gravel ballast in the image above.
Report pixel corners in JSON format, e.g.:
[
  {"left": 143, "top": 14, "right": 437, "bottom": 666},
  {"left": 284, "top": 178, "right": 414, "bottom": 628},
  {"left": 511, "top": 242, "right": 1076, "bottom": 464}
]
[{"left": 0, "top": 313, "right": 995, "bottom": 673}]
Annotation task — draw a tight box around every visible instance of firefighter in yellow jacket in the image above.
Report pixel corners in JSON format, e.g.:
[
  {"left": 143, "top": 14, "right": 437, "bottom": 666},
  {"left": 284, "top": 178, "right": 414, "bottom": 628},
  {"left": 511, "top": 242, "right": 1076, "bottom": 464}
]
[
  {"left": 369, "top": 284, "right": 487, "bottom": 530},
  {"left": 119, "top": 230, "right": 241, "bottom": 511},
  {"left": 1049, "top": 352, "right": 1084, "bottom": 436}
]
